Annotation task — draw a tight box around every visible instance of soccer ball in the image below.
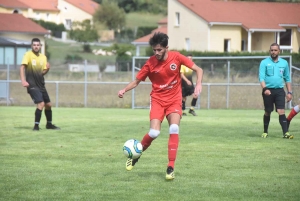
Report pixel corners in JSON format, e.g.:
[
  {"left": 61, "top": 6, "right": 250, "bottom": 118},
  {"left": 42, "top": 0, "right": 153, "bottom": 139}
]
[{"left": 123, "top": 139, "right": 143, "bottom": 159}]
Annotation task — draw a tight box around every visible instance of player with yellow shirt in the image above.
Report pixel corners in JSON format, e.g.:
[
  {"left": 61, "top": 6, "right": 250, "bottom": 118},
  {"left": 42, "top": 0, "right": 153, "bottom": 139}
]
[
  {"left": 180, "top": 55, "right": 198, "bottom": 116},
  {"left": 20, "top": 38, "right": 60, "bottom": 131}
]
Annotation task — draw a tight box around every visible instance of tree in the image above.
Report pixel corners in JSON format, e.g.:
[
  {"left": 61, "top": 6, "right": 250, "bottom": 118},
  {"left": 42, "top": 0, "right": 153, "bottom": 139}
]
[
  {"left": 93, "top": 0, "right": 126, "bottom": 31},
  {"left": 69, "top": 19, "right": 98, "bottom": 43},
  {"left": 69, "top": 19, "right": 98, "bottom": 52}
]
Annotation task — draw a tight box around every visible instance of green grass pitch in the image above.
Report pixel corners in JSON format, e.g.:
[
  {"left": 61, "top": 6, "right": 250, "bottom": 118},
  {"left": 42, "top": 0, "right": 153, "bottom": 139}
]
[{"left": 0, "top": 107, "right": 299, "bottom": 201}]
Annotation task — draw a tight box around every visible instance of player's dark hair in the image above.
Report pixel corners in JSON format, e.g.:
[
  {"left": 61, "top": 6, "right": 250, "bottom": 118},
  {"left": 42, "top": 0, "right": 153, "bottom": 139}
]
[
  {"left": 31, "top": 38, "right": 40, "bottom": 44},
  {"left": 270, "top": 43, "right": 280, "bottom": 50},
  {"left": 149, "top": 32, "right": 168, "bottom": 47}
]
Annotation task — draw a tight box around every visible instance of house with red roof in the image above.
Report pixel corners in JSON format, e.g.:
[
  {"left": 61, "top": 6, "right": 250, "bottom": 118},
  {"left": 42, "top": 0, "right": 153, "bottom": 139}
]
[
  {"left": 0, "top": 0, "right": 60, "bottom": 23},
  {"left": 0, "top": 13, "right": 49, "bottom": 68},
  {"left": 132, "top": 17, "right": 168, "bottom": 56},
  {"left": 0, "top": 0, "right": 99, "bottom": 30},
  {"left": 167, "top": 0, "right": 300, "bottom": 53},
  {"left": 57, "top": 0, "right": 99, "bottom": 29},
  {"left": 133, "top": 0, "right": 300, "bottom": 54}
]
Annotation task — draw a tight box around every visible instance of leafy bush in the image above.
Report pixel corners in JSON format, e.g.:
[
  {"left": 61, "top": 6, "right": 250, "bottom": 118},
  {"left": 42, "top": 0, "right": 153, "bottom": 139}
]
[
  {"left": 65, "top": 54, "right": 83, "bottom": 63},
  {"left": 136, "top": 26, "right": 157, "bottom": 39},
  {"left": 31, "top": 19, "right": 66, "bottom": 35}
]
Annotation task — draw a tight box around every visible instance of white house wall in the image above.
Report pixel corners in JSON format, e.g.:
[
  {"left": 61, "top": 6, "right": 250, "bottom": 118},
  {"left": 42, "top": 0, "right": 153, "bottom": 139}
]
[
  {"left": 168, "top": 0, "right": 209, "bottom": 51},
  {"left": 58, "top": 0, "right": 93, "bottom": 28},
  {"left": 210, "top": 25, "right": 241, "bottom": 52}
]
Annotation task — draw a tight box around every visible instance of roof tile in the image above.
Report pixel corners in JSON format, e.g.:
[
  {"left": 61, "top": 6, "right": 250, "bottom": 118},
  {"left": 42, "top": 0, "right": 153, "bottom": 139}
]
[
  {"left": 178, "top": 0, "right": 300, "bottom": 30},
  {"left": 0, "top": 13, "right": 49, "bottom": 34}
]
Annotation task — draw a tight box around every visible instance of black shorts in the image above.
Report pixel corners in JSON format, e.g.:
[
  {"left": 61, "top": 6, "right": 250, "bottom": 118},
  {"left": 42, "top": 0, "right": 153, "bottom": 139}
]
[
  {"left": 182, "top": 79, "right": 195, "bottom": 97},
  {"left": 28, "top": 87, "right": 51, "bottom": 104},
  {"left": 262, "top": 88, "right": 285, "bottom": 113}
]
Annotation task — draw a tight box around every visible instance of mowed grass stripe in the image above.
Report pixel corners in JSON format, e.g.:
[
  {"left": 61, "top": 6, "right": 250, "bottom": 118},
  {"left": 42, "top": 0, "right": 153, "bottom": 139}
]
[{"left": 0, "top": 107, "right": 299, "bottom": 201}]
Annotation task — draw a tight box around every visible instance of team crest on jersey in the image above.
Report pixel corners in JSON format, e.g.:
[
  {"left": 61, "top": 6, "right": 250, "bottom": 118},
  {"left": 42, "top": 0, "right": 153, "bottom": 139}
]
[{"left": 170, "top": 63, "right": 177, "bottom": 70}]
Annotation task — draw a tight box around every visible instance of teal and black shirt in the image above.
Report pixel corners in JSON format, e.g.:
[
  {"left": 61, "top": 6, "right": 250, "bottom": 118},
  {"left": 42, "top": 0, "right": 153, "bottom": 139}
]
[{"left": 258, "top": 56, "right": 291, "bottom": 89}]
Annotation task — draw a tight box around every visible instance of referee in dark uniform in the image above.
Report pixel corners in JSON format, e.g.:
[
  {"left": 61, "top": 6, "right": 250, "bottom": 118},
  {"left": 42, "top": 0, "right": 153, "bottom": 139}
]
[{"left": 259, "top": 43, "right": 293, "bottom": 139}]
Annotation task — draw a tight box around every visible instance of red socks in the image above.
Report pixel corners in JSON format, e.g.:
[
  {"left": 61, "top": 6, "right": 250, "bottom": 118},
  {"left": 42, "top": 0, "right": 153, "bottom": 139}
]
[
  {"left": 141, "top": 133, "right": 154, "bottom": 151},
  {"left": 168, "top": 134, "right": 179, "bottom": 168},
  {"left": 287, "top": 108, "right": 297, "bottom": 121},
  {"left": 141, "top": 132, "right": 179, "bottom": 168}
]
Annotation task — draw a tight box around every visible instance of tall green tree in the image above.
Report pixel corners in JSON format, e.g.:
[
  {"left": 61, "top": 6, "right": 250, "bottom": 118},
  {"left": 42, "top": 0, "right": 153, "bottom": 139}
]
[
  {"left": 69, "top": 19, "right": 98, "bottom": 52},
  {"left": 93, "top": 0, "right": 126, "bottom": 31}
]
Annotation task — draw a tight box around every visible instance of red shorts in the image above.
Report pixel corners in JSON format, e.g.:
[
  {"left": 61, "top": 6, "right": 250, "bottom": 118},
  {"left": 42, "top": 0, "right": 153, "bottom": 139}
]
[{"left": 150, "top": 97, "right": 182, "bottom": 121}]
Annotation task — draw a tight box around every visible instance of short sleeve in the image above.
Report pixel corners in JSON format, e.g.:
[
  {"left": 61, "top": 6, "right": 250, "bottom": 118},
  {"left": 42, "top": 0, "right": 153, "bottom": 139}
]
[
  {"left": 178, "top": 54, "right": 194, "bottom": 69},
  {"left": 21, "top": 52, "right": 29, "bottom": 65},
  {"left": 136, "top": 61, "right": 150, "bottom": 81}
]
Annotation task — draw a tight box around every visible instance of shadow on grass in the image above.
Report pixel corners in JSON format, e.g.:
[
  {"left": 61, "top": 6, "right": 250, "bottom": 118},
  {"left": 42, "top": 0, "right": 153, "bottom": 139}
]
[{"left": 14, "top": 126, "right": 33, "bottom": 130}]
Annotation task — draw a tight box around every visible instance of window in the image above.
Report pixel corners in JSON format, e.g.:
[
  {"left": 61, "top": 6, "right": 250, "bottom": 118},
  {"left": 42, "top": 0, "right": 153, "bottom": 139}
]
[
  {"left": 4, "top": 47, "right": 14, "bottom": 65},
  {"left": 175, "top": 12, "right": 180, "bottom": 26},
  {"left": 279, "top": 29, "right": 291, "bottom": 46},
  {"left": 46, "top": 13, "right": 51, "bottom": 21},
  {"left": 0, "top": 47, "right": 4, "bottom": 65},
  {"left": 224, "top": 39, "right": 231, "bottom": 52},
  {"left": 185, "top": 38, "right": 190, "bottom": 51},
  {"left": 35, "top": 12, "right": 40, "bottom": 20},
  {"left": 65, "top": 19, "right": 72, "bottom": 29},
  {"left": 241, "top": 40, "right": 246, "bottom": 51},
  {"left": 17, "top": 48, "right": 27, "bottom": 65}
]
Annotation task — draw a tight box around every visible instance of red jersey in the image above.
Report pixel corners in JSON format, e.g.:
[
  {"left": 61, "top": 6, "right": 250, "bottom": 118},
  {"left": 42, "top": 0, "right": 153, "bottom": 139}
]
[{"left": 136, "top": 51, "right": 194, "bottom": 102}]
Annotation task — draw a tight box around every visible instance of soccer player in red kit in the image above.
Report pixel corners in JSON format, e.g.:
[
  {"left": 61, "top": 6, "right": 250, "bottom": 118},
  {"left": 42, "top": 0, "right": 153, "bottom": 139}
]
[{"left": 118, "top": 32, "right": 203, "bottom": 180}]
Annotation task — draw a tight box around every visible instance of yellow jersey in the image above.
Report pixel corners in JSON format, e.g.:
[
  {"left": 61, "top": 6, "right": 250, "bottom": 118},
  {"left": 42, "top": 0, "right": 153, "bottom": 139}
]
[
  {"left": 22, "top": 51, "right": 47, "bottom": 89},
  {"left": 180, "top": 65, "right": 193, "bottom": 78}
]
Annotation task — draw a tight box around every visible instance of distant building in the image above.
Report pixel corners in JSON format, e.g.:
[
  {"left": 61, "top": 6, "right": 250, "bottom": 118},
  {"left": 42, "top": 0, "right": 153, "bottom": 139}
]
[
  {"left": 133, "top": 0, "right": 300, "bottom": 54},
  {"left": 0, "top": 0, "right": 99, "bottom": 30},
  {"left": 0, "top": 13, "right": 49, "bottom": 69}
]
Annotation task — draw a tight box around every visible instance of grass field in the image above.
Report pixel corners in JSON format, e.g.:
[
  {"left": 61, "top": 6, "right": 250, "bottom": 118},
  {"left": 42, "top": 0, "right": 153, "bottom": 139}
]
[
  {"left": 125, "top": 12, "right": 165, "bottom": 29},
  {"left": 0, "top": 107, "right": 299, "bottom": 201}
]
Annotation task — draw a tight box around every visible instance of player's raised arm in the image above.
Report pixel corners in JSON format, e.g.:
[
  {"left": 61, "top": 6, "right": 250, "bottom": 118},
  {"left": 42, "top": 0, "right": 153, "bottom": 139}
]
[{"left": 118, "top": 78, "right": 142, "bottom": 98}]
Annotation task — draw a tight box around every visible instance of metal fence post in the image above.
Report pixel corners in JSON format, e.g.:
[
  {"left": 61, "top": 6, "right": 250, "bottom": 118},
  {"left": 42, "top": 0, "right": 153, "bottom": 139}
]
[
  {"left": 6, "top": 58, "right": 10, "bottom": 106},
  {"left": 55, "top": 81, "right": 59, "bottom": 108},
  {"left": 227, "top": 60, "right": 230, "bottom": 109},
  {"left": 207, "top": 84, "right": 210, "bottom": 109},
  {"left": 132, "top": 57, "right": 135, "bottom": 109},
  {"left": 84, "top": 60, "right": 87, "bottom": 107}
]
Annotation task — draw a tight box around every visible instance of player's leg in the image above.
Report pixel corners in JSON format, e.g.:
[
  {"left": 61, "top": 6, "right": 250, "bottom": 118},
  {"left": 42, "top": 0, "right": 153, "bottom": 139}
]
[
  {"left": 165, "top": 101, "right": 181, "bottom": 180},
  {"left": 261, "top": 91, "right": 274, "bottom": 138},
  {"left": 275, "top": 89, "right": 293, "bottom": 139},
  {"left": 182, "top": 96, "right": 187, "bottom": 116},
  {"left": 126, "top": 99, "right": 164, "bottom": 171},
  {"left": 189, "top": 92, "right": 198, "bottom": 116},
  {"left": 43, "top": 90, "right": 60, "bottom": 130},
  {"left": 28, "top": 88, "right": 45, "bottom": 131},
  {"left": 287, "top": 104, "right": 300, "bottom": 124}
]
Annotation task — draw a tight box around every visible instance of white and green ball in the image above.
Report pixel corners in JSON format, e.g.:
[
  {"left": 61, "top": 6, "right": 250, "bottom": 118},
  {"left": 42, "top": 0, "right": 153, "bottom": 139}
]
[{"left": 123, "top": 139, "right": 143, "bottom": 159}]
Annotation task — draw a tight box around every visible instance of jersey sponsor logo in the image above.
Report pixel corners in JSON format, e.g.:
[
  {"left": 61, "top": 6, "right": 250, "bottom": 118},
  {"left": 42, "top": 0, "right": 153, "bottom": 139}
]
[
  {"left": 32, "top": 59, "right": 36, "bottom": 65},
  {"left": 280, "top": 69, "right": 283, "bottom": 75},
  {"left": 170, "top": 63, "right": 177, "bottom": 70}
]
